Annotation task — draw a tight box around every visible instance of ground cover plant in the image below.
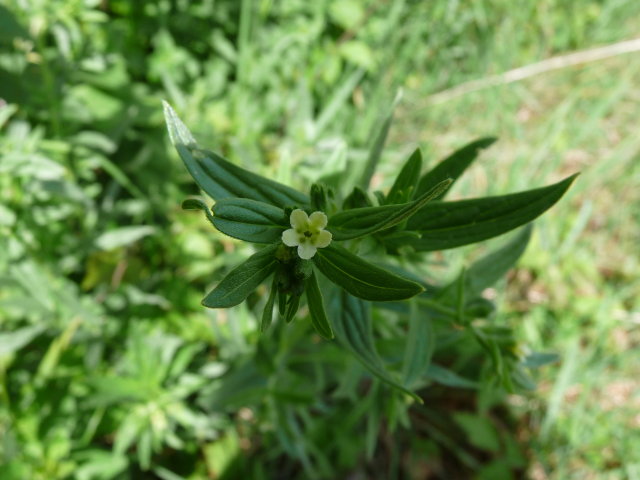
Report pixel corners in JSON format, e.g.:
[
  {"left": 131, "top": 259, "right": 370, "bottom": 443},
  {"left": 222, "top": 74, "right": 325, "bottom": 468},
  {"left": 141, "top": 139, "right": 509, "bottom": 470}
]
[{"left": 1, "top": 0, "right": 638, "bottom": 479}]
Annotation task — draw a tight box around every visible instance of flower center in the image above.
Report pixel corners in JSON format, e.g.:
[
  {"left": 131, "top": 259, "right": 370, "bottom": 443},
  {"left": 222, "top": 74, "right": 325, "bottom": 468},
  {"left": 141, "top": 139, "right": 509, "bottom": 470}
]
[{"left": 303, "top": 231, "right": 312, "bottom": 237}]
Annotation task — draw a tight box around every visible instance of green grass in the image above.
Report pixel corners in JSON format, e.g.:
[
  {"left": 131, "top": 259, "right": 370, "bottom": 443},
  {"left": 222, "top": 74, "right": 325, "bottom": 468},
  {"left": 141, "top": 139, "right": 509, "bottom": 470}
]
[{"left": 391, "top": 30, "right": 640, "bottom": 480}]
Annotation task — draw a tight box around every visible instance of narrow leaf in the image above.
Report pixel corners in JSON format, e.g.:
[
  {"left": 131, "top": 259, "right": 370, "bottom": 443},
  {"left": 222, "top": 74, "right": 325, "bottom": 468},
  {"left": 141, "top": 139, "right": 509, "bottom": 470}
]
[
  {"left": 329, "top": 179, "right": 452, "bottom": 241},
  {"left": 329, "top": 291, "right": 421, "bottom": 401},
  {"left": 163, "top": 101, "right": 308, "bottom": 206},
  {"left": 202, "top": 245, "right": 278, "bottom": 308},
  {"left": 464, "top": 224, "right": 532, "bottom": 297},
  {"left": 386, "top": 148, "right": 422, "bottom": 204},
  {"left": 415, "top": 137, "right": 497, "bottom": 200},
  {"left": 313, "top": 245, "right": 424, "bottom": 301},
  {"left": 212, "top": 198, "right": 288, "bottom": 244},
  {"left": 260, "top": 277, "right": 278, "bottom": 332},
  {"left": 358, "top": 91, "right": 400, "bottom": 190},
  {"left": 426, "top": 364, "right": 478, "bottom": 389},
  {"left": 305, "top": 271, "right": 334, "bottom": 339},
  {"left": 284, "top": 294, "right": 301, "bottom": 323},
  {"left": 401, "top": 300, "right": 434, "bottom": 388},
  {"left": 522, "top": 352, "right": 560, "bottom": 369},
  {"left": 392, "top": 174, "right": 577, "bottom": 251}
]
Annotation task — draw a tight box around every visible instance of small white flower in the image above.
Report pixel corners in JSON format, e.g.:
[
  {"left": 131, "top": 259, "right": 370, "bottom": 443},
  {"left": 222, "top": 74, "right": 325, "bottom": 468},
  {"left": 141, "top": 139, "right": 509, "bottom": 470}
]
[{"left": 282, "top": 209, "right": 332, "bottom": 260}]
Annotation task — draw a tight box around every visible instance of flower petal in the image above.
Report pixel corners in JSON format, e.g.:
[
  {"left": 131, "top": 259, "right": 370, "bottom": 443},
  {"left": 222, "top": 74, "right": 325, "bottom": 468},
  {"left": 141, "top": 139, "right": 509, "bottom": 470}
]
[
  {"left": 298, "top": 243, "right": 317, "bottom": 260},
  {"left": 290, "top": 209, "right": 309, "bottom": 229},
  {"left": 308, "top": 211, "right": 328, "bottom": 230},
  {"left": 282, "top": 229, "right": 299, "bottom": 246},
  {"left": 314, "top": 230, "right": 332, "bottom": 248}
]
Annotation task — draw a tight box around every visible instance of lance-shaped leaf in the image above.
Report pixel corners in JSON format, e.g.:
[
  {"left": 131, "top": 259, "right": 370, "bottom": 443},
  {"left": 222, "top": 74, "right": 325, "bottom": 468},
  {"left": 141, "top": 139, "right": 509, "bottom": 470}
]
[
  {"left": 463, "top": 223, "right": 532, "bottom": 297},
  {"left": 328, "top": 179, "right": 451, "bottom": 241},
  {"left": 387, "top": 174, "right": 577, "bottom": 251},
  {"left": 329, "top": 291, "right": 420, "bottom": 401},
  {"left": 163, "top": 101, "right": 308, "bottom": 206},
  {"left": 260, "top": 276, "right": 278, "bottom": 332},
  {"left": 305, "top": 271, "right": 334, "bottom": 339},
  {"left": 430, "top": 225, "right": 533, "bottom": 319},
  {"left": 386, "top": 148, "right": 423, "bottom": 204},
  {"left": 358, "top": 91, "right": 399, "bottom": 190},
  {"left": 283, "top": 293, "right": 301, "bottom": 323},
  {"left": 401, "top": 300, "right": 434, "bottom": 388},
  {"left": 313, "top": 244, "right": 424, "bottom": 301},
  {"left": 415, "top": 137, "right": 497, "bottom": 200},
  {"left": 202, "top": 245, "right": 278, "bottom": 308},
  {"left": 212, "top": 198, "right": 288, "bottom": 244}
]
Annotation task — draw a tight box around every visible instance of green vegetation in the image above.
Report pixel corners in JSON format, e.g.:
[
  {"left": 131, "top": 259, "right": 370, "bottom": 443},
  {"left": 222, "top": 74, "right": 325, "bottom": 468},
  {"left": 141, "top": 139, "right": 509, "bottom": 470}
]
[{"left": 1, "top": 1, "right": 638, "bottom": 479}]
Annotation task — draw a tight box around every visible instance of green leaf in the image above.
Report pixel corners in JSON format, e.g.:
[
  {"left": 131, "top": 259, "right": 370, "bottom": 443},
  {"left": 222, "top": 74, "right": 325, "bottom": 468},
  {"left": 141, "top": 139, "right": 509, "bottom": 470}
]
[
  {"left": 401, "top": 300, "right": 434, "bottom": 388},
  {"left": 415, "top": 137, "right": 497, "bottom": 200},
  {"left": 329, "top": 291, "right": 420, "bottom": 401},
  {"left": 358, "top": 92, "right": 400, "bottom": 190},
  {"left": 522, "top": 352, "right": 560, "bottom": 368},
  {"left": 198, "top": 361, "right": 267, "bottom": 411},
  {"left": 202, "top": 245, "right": 278, "bottom": 308},
  {"left": 95, "top": 226, "right": 156, "bottom": 250},
  {"left": 464, "top": 224, "right": 532, "bottom": 297},
  {"left": 284, "top": 293, "right": 301, "bottom": 323},
  {"left": 329, "top": 179, "right": 451, "bottom": 241},
  {"left": 181, "top": 198, "right": 216, "bottom": 226},
  {"left": 431, "top": 225, "right": 531, "bottom": 320},
  {"left": 392, "top": 174, "right": 577, "bottom": 251},
  {"left": 453, "top": 413, "right": 501, "bottom": 453},
  {"left": 305, "top": 271, "right": 334, "bottom": 339},
  {"left": 260, "top": 277, "right": 278, "bottom": 333},
  {"left": 426, "top": 364, "right": 478, "bottom": 389},
  {"left": 313, "top": 244, "right": 424, "bottom": 301},
  {"left": 342, "top": 186, "right": 372, "bottom": 210},
  {"left": 386, "top": 148, "right": 423, "bottom": 204},
  {"left": 212, "top": 198, "right": 288, "bottom": 244},
  {"left": 0, "top": 325, "right": 46, "bottom": 356},
  {"left": 163, "top": 101, "right": 308, "bottom": 206}
]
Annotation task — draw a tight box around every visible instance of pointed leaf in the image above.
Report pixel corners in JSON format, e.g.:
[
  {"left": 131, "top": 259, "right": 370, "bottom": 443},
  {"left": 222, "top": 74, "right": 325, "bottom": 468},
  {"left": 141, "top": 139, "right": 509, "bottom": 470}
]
[
  {"left": 329, "top": 179, "right": 451, "bottom": 241},
  {"left": 313, "top": 244, "right": 424, "bottom": 301},
  {"left": 426, "top": 364, "right": 478, "bottom": 389},
  {"left": 358, "top": 91, "right": 400, "bottom": 190},
  {"left": 401, "top": 300, "right": 434, "bottom": 388},
  {"left": 522, "top": 352, "right": 560, "bottom": 369},
  {"left": 163, "top": 101, "right": 308, "bottom": 206},
  {"left": 260, "top": 277, "right": 278, "bottom": 332},
  {"left": 386, "top": 148, "right": 423, "bottom": 204},
  {"left": 464, "top": 224, "right": 532, "bottom": 297},
  {"left": 284, "top": 293, "right": 301, "bottom": 323},
  {"left": 392, "top": 174, "right": 577, "bottom": 251},
  {"left": 415, "top": 137, "right": 497, "bottom": 200},
  {"left": 212, "top": 198, "right": 288, "bottom": 243},
  {"left": 342, "top": 186, "right": 372, "bottom": 210},
  {"left": 305, "top": 271, "right": 334, "bottom": 339},
  {"left": 202, "top": 245, "right": 278, "bottom": 308},
  {"left": 329, "top": 291, "right": 420, "bottom": 401}
]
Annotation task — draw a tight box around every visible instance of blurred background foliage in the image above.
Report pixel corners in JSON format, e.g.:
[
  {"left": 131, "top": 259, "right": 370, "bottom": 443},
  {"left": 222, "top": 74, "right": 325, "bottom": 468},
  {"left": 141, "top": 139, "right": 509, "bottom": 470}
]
[{"left": 1, "top": 0, "right": 639, "bottom": 479}]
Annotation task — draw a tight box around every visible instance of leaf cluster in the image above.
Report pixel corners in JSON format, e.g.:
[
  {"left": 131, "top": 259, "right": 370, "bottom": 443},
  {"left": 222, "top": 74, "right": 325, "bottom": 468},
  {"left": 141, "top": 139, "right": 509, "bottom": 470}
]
[{"left": 165, "top": 101, "right": 576, "bottom": 399}]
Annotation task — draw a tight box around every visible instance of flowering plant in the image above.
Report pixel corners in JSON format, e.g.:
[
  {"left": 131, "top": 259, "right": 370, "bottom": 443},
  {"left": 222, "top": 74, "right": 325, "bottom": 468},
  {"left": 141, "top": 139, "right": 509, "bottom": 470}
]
[{"left": 164, "top": 101, "right": 576, "bottom": 398}]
